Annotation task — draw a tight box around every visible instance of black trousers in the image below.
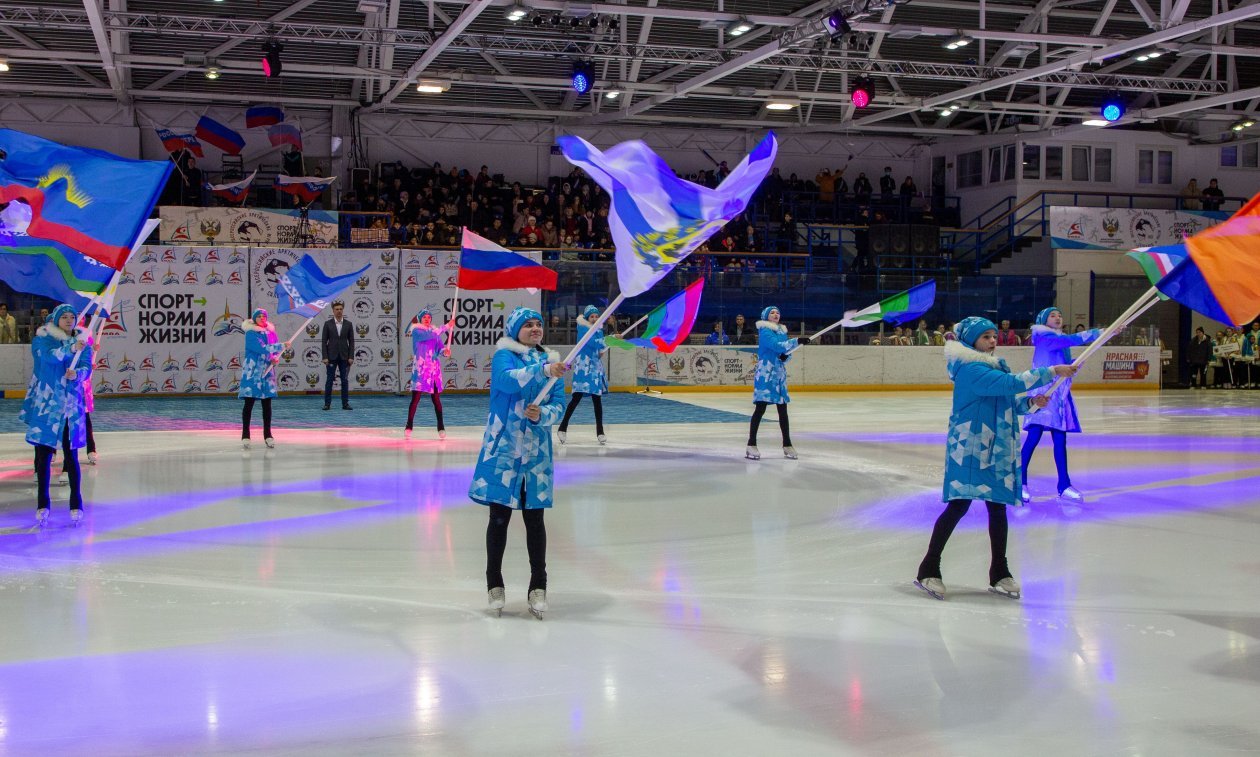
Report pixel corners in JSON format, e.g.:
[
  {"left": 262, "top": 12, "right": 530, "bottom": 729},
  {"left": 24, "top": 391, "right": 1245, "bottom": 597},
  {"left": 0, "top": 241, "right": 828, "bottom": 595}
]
[
  {"left": 406, "top": 391, "right": 444, "bottom": 430},
  {"left": 558, "top": 392, "right": 604, "bottom": 435},
  {"left": 748, "top": 402, "right": 791, "bottom": 446},
  {"left": 485, "top": 486, "right": 547, "bottom": 592},
  {"left": 35, "top": 423, "right": 82, "bottom": 510},
  {"left": 917, "top": 499, "right": 1011, "bottom": 586},
  {"left": 324, "top": 359, "right": 350, "bottom": 407},
  {"left": 242, "top": 398, "right": 273, "bottom": 439},
  {"left": 84, "top": 413, "right": 95, "bottom": 455}
]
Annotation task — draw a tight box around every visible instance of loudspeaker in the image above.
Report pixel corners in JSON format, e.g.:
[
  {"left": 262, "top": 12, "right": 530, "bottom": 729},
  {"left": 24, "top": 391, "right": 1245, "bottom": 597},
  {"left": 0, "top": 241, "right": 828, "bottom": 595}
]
[
  {"left": 911, "top": 224, "right": 939, "bottom": 255},
  {"left": 870, "top": 225, "right": 892, "bottom": 254},
  {"left": 891, "top": 224, "right": 910, "bottom": 254}
]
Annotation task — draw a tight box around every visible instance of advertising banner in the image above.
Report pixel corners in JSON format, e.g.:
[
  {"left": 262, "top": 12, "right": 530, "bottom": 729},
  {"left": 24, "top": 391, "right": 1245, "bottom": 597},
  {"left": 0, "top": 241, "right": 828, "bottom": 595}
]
[
  {"left": 636, "top": 345, "right": 802, "bottom": 388},
  {"left": 160, "top": 206, "right": 340, "bottom": 246},
  {"left": 92, "top": 246, "right": 251, "bottom": 397},
  {"left": 397, "top": 248, "right": 542, "bottom": 392},
  {"left": 1100, "top": 349, "right": 1152, "bottom": 380},
  {"left": 1049, "top": 207, "right": 1228, "bottom": 250}
]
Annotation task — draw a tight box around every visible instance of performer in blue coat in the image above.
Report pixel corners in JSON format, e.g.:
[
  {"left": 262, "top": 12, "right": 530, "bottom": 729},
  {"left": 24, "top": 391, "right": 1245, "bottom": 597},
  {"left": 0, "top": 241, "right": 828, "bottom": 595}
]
[
  {"left": 20, "top": 303, "right": 93, "bottom": 525},
  {"left": 1019, "top": 306, "right": 1102, "bottom": 504},
  {"left": 238, "top": 308, "right": 288, "bottom": 449},
  {"left": 747, "top": 305, "right": 809, "bottom": 460},
  {"left": 405, "top": 308, "right": 453, "bottom": 440},
  {"left": 913, "top": 317, "right": 1074, "bottom": 601},
  {"left": 558, "top": 305, "right": 609, "bottom": 445},
  {"left": 468, "top": 307, "right": 568, "bottom": 619}
]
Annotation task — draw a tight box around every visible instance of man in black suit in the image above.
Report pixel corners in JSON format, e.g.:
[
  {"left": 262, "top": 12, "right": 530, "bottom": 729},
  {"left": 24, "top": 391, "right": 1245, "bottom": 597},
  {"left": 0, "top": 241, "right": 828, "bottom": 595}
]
[{"left": 321, "top": 300, "right": 354, "bottom": 410}]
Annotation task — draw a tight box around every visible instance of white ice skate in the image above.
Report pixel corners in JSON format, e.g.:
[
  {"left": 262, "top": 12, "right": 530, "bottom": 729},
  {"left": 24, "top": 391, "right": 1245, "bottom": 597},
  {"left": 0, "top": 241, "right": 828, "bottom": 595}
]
[
  {"left": 597, "top": 434, "right": 607, "bottom": 446},
  {"left": 57, "top": 472, "right": 68, "bottom": 486},
  {"left": 989, "top": 577, "right": 1021, "bottom": 599},
  {"left": 527, "top": 589, "right": 547, "bottom": 620},
  {"left": 242, "top": 439, "right": 251, "bottom": 450},
  {"left": 264, "top": 437, "right": 275, "bottom": 449},
  {"left": 70, "top": 509, "right": 83, "bottom": 526},
  {"left": 487, "top": 587, "right": 506, "bottom": 617},
  {"left": 86, "top": 452, "right": 98, "bottom": 466},
  {"left": 1020, "top": 485, "right": 1031, "bottom": 504},
  {"left": 745, "top": 445, "right": 760, "bottom": 460},
  {"left": 915, "top": 577, "right": 946, "bottom": 600},
  {"left": 438, "top": 430, "right": 446, "bottom": 440},
  {"left": 783, "top": 446, "right": 798, "bottom": 460},
  {"left": 36, "top": 508, "right": 50, "bottom": 526},
  {"left": 1058, "top": 486, "right": 1085, "bottom": 503},
  {"left": 557, "top": 430, "right": 567, "bottom": 444}
]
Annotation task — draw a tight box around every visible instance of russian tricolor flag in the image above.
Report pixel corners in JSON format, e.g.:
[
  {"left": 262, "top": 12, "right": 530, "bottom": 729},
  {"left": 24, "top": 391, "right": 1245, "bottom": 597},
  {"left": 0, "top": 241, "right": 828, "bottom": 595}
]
[
  {"left": 195, "top": 116, "right": 245, "bottom": 155},
  {"left": 205, "top": 170, "right": 256, "bottom": 204},
  {"left": 458, "top": 228, "right": 558, "bottom": 291},
  {"left": 154, "top": 127, "right": 204, "bottom": 158},
  {"left": 276, "top": 174, "right": 335, "bottom": 203},
  {"left": 267, "top": 123, "right": 303, "bottom": 151},
  {"left": 245, "top": 106, "right": 285, "bottom": 129}
]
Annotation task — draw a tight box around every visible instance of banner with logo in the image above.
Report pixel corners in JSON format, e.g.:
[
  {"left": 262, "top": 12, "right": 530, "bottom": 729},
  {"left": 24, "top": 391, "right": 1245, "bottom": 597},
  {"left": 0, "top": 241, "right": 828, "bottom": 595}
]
[
  {"left": 159, "top": 206, "right": 340, "bottom": 246},
  {"left": 92, "top": 246, "right": 251, "bottom": 397},
  {"left": 1049, "top": 207, "right": 1229, "bottom": 250},
  {"left": 250, "top": 247, "right": 401, "bottom": 396},
  {"left": 636, "top": 345, "right": 800, "bottom": 387},
  {"left": 397, "top": 248, "right": 542, "bottom": 393}
]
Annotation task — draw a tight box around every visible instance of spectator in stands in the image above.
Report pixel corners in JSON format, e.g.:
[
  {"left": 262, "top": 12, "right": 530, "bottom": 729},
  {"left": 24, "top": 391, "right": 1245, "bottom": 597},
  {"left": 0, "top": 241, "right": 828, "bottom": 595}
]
[
  {"left": 1181, "top": 179, "right": 1201, "bottom": 210},
  {"left": 705, "top": 321, "right": 731, "bottom": 345},
  {"left": 389, "top": 219, "right": 408, "bottom": 245},
  {"left": 540, "top": 219, "right": 559, "bottom": 247},
  {"left": 0, "top": 303, "right": 16, "bottom": 344},
  {"left": 900, "top": 176, "right": 919, "bottom": 200},
  {"left": 1074, "top": 324, "right": 1087, "bottom": 333},
  {"left": 879, "top": 167, "right": 896, "bottom": 199},
  {"left": 853, "top": 172, "right": 873, "bottom": 202},
  {"left": 997, "top": 320, "right": 1022, "bottom": 346},
  {"left": 933, "top": 324, "right": 948, "bottom": 346},
  {"left": 834, "top": 167, "right": 849, "bottom": 198},
  {"left": 180, "top": 155, "right": 204, "bottom": 206},
  {"left": 1187, "top": 326, "right": 1212, "bottom": 388},
  {"left": 915, "top": 319, "right": 932, "bottom": 346},
  {"left": 816, "top": 168, "right": 836, "bottom": 203},
  {"left": 1201, "top": 178, "right": 1225, "bottom": 211}
]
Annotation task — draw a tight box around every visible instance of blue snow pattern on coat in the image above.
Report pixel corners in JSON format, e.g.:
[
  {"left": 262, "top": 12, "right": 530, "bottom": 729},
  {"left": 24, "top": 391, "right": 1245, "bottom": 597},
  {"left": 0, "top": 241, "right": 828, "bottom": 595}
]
[
  {"left": 752, "top": 321, "right": 798, "bottom": 404},
  {"left": 943, "top": 340, "right": 1055, "bottom": 507},
  {"left": 468, "top": 338, "right": 567, "bottom": 510},
  {"left": 570, "top": 316, "right": 608, "bottom": 395},
  {"left": 237, "top": 319, "right": 284, "bottom": 399},
  {"left": 409, "top": 323, "right": 449, "bottom": 394},
  {"left": 1022, "top": 325, "right": 1100, "bottom": 433},
  {"left": 19, "top": 324, "right": 93, "bottom": 449}
]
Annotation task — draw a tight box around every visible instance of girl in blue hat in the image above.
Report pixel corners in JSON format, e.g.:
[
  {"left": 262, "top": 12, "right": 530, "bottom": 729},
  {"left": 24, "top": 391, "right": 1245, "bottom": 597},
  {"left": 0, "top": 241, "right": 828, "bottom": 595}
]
[
  {"left": 468, "top": 307, "right": 568, "bottom": 619},
  {"left": 1019, "top": 306, "right": 1102, "bottom": 504},
  {"left": 20, "top": 303, "right": 93, "bottom": 525},
  {"left": 238, "top": 308, "right": 290, "bottom": 449},
  {"left": 914, "top": 316, "right": 1076, "bottom": 600},
  {"left": 746, "top": 305, "right": 809, "bottom": 460},
  {"left": 404, "top": 308, "right": 453, "bottom": 440},
  {"left": 558, "top": 304, "right": 609, "bottom": 445}
]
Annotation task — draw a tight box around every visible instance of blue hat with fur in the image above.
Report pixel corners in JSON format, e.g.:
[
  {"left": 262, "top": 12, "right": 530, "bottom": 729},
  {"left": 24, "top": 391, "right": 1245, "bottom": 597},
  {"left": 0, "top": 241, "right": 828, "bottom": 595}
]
[
  {"left": 49, "top": 303, "right": 77, "bottom": 330},
  {"left": 505, "top": 306, "right": 543, "bottom": 340},
  {"left": 761, "top": 305, "right": 779, "bottom": 320},
  {"left": 416, "top": 307, "right": 432, "bottom": 322},
  {"left": 1035, "top": 306, "right": 1061, "bottom": 326},
  {"left": 583, "top": 305, "right": 600, "bottom": 319},
  {"left": 251, "top": 308, "right": 267, "bottom": 321},
  {"left": 955, "top": 316, "right": 998, "bottom": 348}
]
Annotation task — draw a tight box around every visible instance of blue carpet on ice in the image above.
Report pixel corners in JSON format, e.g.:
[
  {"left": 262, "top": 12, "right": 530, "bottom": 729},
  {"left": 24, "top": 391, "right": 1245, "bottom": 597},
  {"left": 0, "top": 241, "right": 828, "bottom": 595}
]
[{"left": 0, "top": 393, "right": 746, "bottom": 433}]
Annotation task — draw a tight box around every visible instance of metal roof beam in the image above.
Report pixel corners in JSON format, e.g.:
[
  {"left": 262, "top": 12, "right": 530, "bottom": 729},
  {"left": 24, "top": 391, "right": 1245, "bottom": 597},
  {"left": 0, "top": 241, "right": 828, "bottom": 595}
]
[
  {"left": 369, "top": 0, "right": 494, "bottom": 109},
  {"left": 82, "top": 0, "right": 128, "bottom": 104}
]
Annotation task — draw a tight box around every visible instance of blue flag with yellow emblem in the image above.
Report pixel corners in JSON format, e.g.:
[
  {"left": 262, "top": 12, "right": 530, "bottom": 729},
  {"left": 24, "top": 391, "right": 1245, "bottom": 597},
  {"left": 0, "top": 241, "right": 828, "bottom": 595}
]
[
  {"left": 0, "top": 128, "right": 172, "bottom": 270},
  {"left": 557, "top": 132, "right": 777, "bottom": 297}
]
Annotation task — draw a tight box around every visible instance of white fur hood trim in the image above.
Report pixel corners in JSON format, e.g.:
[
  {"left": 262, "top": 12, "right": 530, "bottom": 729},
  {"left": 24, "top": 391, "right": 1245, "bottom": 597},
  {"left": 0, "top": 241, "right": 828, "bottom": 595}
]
[
  {"left": 496, "top": 336, "right": 560, "bottom": 363},
  {"left": 1031, "top": 324, "right": 1061, "bottom": 336},
  {"left": 38, "top": 323, "right": 73, "bottom": 341},
  {"left": 944, "top": 338, "right": 1003, "bottom": 367},
  {"left": 756, "top": 320, "right": 787, "bottom": 334},
  {"left": 242, "top": 319, "right": 276, "bottom": 334}
]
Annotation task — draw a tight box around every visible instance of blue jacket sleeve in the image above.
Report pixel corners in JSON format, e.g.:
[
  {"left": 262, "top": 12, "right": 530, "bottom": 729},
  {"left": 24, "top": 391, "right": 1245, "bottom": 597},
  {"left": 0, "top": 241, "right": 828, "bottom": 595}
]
[
  {"left": 961, "top": 363, "right": 1054, "bottom": 397},
  {"left": 1036, "top": 328, "right": 1101, "bottom": 350},
  {"left": 491, "top": 350, "right": 549, "bottom": 397}
]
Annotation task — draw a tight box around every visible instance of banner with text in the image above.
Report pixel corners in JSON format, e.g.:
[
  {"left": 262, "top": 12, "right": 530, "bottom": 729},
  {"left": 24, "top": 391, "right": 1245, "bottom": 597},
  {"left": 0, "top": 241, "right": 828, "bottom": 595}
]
[
  {"left": 636, "top": 345, "right": 804, "bottom": 388},
  {"left": 160, "top": 206, "right": 340, "bottom": 246},
  {"left": 1049, "top": 206, "right": 1229, "bottom": 250}
]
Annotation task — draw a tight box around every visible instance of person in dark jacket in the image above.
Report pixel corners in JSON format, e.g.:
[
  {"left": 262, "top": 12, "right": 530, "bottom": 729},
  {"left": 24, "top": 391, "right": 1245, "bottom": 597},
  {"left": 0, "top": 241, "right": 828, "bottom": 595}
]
[
  {"left": 321, "top": 300, "right": 355, "bottom": 410},
  {"left": 1186, "top": 326, "right": 1214, "bottom": 388}
]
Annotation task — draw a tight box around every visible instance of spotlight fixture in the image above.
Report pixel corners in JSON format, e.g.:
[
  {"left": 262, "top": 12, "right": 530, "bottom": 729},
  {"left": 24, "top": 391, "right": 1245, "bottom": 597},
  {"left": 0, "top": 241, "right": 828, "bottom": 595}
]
[
  {"left": 205, "top": 66, "right": 220, "bottom": 80},
  {"left": 531, "top": 14, "right": 544, "bottom": 27},
  {"left": 939, "top": 109, "right": 952, "bottom": 117},
  {"left": 1082, "top": 118, "right": 1110, "bottom": 126},
  {"left": 727, "top": 18, "right": 753, "bottom": 36},
  {"left": 1100, "top": 92, "right": 1125, "bottom": 122},
  {"left": 604, "top": 89, "right": 621, "bottom": 100},
  {"left": 550, "top": 13, "right": 562, "bottom": 26},
  {"left": 1134, "top": 49, "right": 1163, "bottom": 62},
  {"left": 569, "top": 16, "right": 582, "bottom": 28},
  {"left": 505, "top": 4, "right": 528, "bottom": 21},
  {"left": 261, "top": 39, "right": 283, "bottom": 77},
  {"left": 606, "top": 18, "right": 619, "bottom": 32},
  {"left": 571, "top": 61, "right": 595, "bottom": 95},
  {"left": 944, "top": 33, "right": 973, "bottom": 50},
  {"left": 0, "top": 59, "right": 9, "bottom": 73},
  {"left": 415, "top": 79, "right": 451, "bottom": 94},
  {"left": 765, "top": 99, "right": 799, "bottom": 111},
  {"left": 824, "top": 10, "right": 851, "bottom": 36},
  {"left": 1231, "top": 118, "right": 1256, "bottom": 132},
  {"left": 850, "top": 77, "right": 873, "bottom": 108},
  {"left": 587, "top": 15, "right": 600, "bottom": 29}
]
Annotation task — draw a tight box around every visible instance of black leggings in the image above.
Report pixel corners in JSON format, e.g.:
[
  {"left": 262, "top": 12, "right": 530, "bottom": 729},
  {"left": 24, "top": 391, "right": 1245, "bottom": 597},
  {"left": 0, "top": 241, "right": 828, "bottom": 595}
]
[
  {"left": 1190, "top": 363, "right": 1208, "bottom": 387},
  {"left": 917, "top": 499, "right": 1010, "bottom": 586},
  {"left": 748, "top": 402, "right": 791, "bottom": 446},
  {"left": 35, "top": 424, "right": 82, "bottom": 511},
  {"left": 558, "top": 392, "right": 604, "bottom": 435},
  {"left": 1020, "top": 425, "right": 1071, "bottom": 493},
  {"left": 485, "top": 497, "right": 547, "bottom": 592},
  {"left": 85, "top": 414, "right": 95, "bottom": 455},
  {"left": 241, "top": 398, "right": 273, "bottom": 439},
  {"left": 406, "top": 391, "right": 444, "bottom": 430}
]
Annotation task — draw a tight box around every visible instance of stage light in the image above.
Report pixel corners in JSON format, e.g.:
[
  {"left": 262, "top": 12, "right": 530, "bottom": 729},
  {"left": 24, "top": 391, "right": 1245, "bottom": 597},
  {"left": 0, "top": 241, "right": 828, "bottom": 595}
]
[
  {"left": 944, "top": 34, "right": 973, "bottom": 50},
  {"left": 605, "top": 90, "right": 621, "bottom": 100},
  {"left": 0, "top": 60, "right": 9, "bottom": 73},
  {"left": 825, "top": 10, "right": 851, "bottom": 36},
  {"left": 1100, "top": 92, "right": 1125, "bottom": 122},
  {"left": 765, "top": 99, "right": 799, "bottom": 111},
  {"left": 571, "top": 61, "right": 594, "bottom": 94},
  {"left": 1230, "top": 118, "right": 1255, "bottom": 132},
  {"left": 727, "top": 18, "right": 753, "bottom": 36},
  {"left": 205, "top": 66, "right": 220, "bottom": 80},
  {"left": 505, "top": 4, "right": 528, "bottom": 21},
  {"left": 532, "top": 14, "right": 544, "bottom": 27},
  {"left": 261, "top": 39, "right": 283, "bottom": 77},
  {"left": 1082, "top": 118, "right": 1110, "bottom": 126},
  {"left": 415, "top": 79, "right": 451, "bottom": 93},
  {"left": 850, "top": 77, "right": 873, "bottom": 108}
]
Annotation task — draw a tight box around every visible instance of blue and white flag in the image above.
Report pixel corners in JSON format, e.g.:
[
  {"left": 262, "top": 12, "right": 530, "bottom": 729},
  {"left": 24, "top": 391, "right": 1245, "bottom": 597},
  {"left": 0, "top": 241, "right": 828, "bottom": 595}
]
[
  {"left": 557, "top": 132, "right": 777, "bottom": 297},
  {"left": 275, "top": 254, "right": 371, "bottom": 319}
]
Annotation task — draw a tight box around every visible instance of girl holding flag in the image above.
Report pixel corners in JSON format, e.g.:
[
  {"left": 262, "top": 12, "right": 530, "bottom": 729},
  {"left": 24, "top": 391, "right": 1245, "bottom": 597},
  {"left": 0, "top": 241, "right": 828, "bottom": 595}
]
[
  {"left": 239, "top": 308, "right": 290, "bottom": 449},
  {"left": 747, "top": 305, "right": 809, "bottom": 460},
  {"left": 558, "top": 304, "right": 609, "bottom": 445},
  {"left": 404, "top": 308, "right": 452, "bottom": 440},
  {"left": 468, "top": 307, "right": 568, "bottom": 619},
  {"left": 1019, "top": 307, "right": 1102, "bottom": 504},
  {"left": 21, "top": 303, "right": 93, "bottom": 525}
]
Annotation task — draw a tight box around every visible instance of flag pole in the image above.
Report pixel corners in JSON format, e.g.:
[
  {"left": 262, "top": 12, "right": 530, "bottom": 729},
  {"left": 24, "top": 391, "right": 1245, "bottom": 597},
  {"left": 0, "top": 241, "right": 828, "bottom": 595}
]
[
  {"left": 261, "top": 315, "right": 315, "bottom": 381},
  {"left": 618, "top": 311, "right": 650, "bottom": 338},
  {"left": 1042, "top": 285, "right": 1161, "bottom": 395},
  {"left": 531, "top": 292, "right": 626, "bottom": 405}
]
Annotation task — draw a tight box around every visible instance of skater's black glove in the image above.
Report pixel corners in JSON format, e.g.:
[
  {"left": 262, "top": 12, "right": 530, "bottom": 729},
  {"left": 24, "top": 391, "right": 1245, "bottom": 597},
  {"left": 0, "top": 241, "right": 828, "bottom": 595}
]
[
  {"left": 797, "top": 336, "right": 811, "bottom": 346},
  {"left": 777, "top": 353, "right": 789, "bottom": 362}
]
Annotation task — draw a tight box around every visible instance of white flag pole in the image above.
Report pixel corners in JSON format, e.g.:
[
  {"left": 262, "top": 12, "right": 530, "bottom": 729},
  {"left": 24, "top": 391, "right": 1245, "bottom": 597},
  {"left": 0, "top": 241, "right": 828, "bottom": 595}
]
[
  {"left": 1041, "top": 285, "right": 1161, "bottom": 395},
  {"left": 531, "top": 292, "right": 626, "bottom": 405},
  {"left": 618, "top": 311, "right": 650, "bottom": 338}
]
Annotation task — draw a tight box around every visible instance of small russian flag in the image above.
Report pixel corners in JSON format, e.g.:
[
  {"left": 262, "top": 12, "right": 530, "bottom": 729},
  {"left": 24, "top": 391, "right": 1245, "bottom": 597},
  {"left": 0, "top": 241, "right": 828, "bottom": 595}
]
[
  {"left": 205, "top": 170, "right": 257, "bottom": 204},
  {"left": 276, "top": 174, "right": 335, "bottom": 204},
  {"left": 154, "top": 127, "right": 204, "bottom": 158},
  {"left": 267, "top": 123, "right": 303, "bottom": 151},
  {"left": 195, "top": 116, "right": 245, "bottom": 155},
  {"left": 245, "top": 106, "right": 285, "bottom": 129},
  {"left": 458, "top": 228, "right": 558, "bottom": 291}
]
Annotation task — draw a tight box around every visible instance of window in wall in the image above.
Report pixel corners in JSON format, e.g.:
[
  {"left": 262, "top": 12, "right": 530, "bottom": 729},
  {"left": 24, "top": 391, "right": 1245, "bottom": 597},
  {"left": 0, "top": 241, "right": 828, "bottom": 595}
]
[
  {"left": 1157, "top": 150, "right": 1173, "bottom": 184},
  {"left": 1045, "top": 146, "right": 1063, "bottom": 180},
  {"left": 1094, "top": 147, "right": 1113, "bottom": 182},
  {"left": 1138, "top": 148, "right": 1173, "bottom": 184},
  {"left": 1023, "top": 144, "right": 1041, "bottom": 179},
  {"left": 1241, "top": 142, "right": 1259, "bottom": 168},
  {"left": 989, "top": 146, "right": 1004, "bottom": 183},
  {"left": 957, "top": 150, "right": 983, "bottom": 188},
  {"left": 1221, "top": 144, "right": 1239, "bottom": 167},
  {"left": 1004, "top": 144, "right": 1017, "bottom": 181},
  {"left": 1071, "top": 146, "right": 1091, "bottom": 181}
]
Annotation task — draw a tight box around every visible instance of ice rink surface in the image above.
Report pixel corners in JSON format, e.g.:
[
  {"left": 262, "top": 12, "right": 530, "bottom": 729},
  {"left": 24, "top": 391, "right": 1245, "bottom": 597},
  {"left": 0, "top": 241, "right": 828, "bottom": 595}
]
[{"left": 1, "top": 390, "right": 1257, "bottom": 756}]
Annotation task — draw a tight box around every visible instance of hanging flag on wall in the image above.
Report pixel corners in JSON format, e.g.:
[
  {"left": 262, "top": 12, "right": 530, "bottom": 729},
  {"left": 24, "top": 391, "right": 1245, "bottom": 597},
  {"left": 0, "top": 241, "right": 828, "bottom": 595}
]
[
  {"left": 195, "top": 116, "right": 246, "bottom": 155},
  {"left": 245, "top": 106, "right": 285, "bottom": 129}
]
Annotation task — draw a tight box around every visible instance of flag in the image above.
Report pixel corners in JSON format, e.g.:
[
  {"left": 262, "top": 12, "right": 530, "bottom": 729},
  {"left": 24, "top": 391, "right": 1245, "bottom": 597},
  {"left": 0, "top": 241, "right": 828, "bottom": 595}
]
[
  {"left": 268, "top": 123, "right": 302, "bottom": 151},
  {"left": 839, "top": 281, "right": 937, "bottom": 327},
  {"left": 245, "top": 106, "right": 285, "bottom": 129},
  {"left": 557, "top": 132, "right": 777, "bottom": 297},
  {"left": 195, "top": 116, "right": 245, "bottom": 155},
  {"left": 0, "top": 128, "right": 172, "bottom": 270},
  {"left": 606, "top": 278, "right": 704, "bottom": 353},
  {"left": 275, "top": 254, "right": 371, "bottom": 319},
  {"left": 276, "top": 174, "right": 335, "bottom": 204},
  {"left": 206, "top": 170, "right": 256, "bottom": 204},
  {"left": 458, "top": 228, "right": 558, "bottom": 291},
  {"left": 1126, "top": 244, "right": 1187, "bottom": 287},
  {"left": 154, "top": 127, "right": 204, "bottom": 158},
  {"left": 1155, "top": 213, "right": 1260, "bottom": 327}
]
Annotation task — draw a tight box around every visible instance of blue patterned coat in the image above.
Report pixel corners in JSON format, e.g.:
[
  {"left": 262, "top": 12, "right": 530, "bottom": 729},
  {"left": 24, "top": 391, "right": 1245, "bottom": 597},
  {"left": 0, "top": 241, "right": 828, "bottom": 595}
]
[
  {"left": 943, "top": 340, "right": 1055, "bottom": 507},
  {"left": 19, "top": 324, "right": 93, "bottom": 449},
  {"left": 468, "top": 338, "right": 567, "bottom": 510},
  {"left": 570, "top": 315, "right": 608, "bottom": 395},
  {"left": 237, "top": 319, "right": 284, "bottom": 399},
  {"left": 1023, "top": 325, "right": 1100, "bottom": 433},
  {"left": 409, "top": 323, "right": 450, "bottom": 393},
  {"left": 753, "top": 321, "right": 798, "bottom": 404}
]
